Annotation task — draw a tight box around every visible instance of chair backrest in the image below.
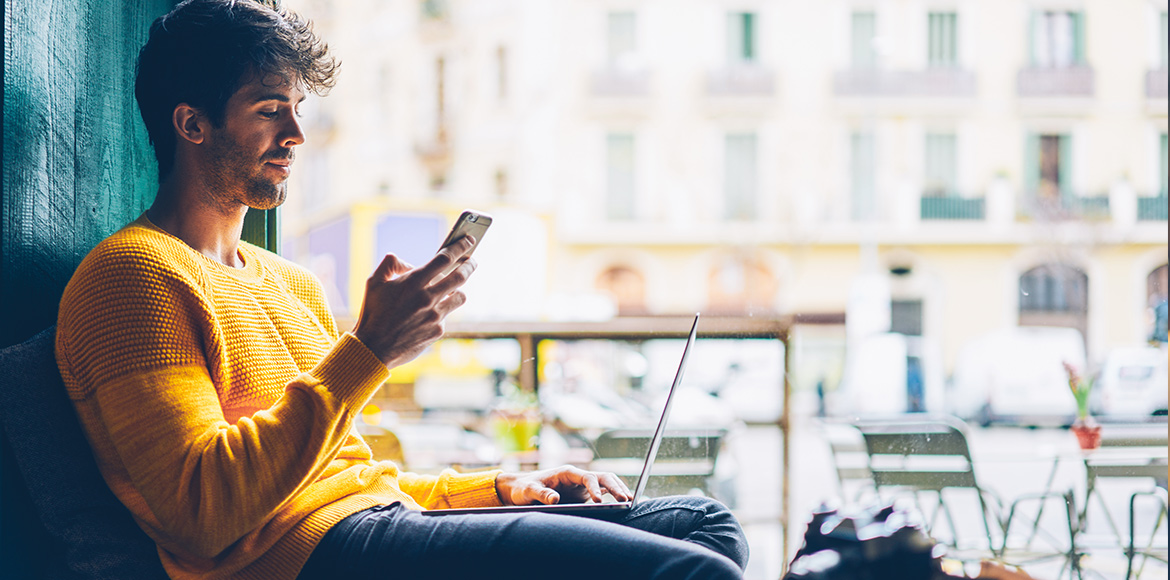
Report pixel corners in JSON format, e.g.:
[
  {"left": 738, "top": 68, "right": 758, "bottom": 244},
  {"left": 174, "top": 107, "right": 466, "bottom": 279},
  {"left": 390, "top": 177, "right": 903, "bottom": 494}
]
[
  {"left": 855, "top": 416, "right": 979, "bottom": 492},
  {"left": 822, "top": 422, "right": 873, "bottom": 495},
  {"left": 0, "top": 327, "right": 168, "bottom": 579},
  {"left": 1087, "top": 423, "right": 1169, "bottom": 484},
  {"left": 593, "top": 428, "right": 725, "bottom": 464}
]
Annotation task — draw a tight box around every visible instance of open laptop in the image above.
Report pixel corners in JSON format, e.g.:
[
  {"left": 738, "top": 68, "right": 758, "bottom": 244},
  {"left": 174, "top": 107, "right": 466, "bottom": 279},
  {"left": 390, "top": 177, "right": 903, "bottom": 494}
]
[{"left": 422, "top": 314, "right": 700, "bottom": 519}]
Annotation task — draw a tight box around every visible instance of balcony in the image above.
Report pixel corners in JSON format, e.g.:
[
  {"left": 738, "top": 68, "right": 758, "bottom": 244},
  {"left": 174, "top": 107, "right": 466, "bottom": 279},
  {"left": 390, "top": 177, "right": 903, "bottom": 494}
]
[
  {"left": 1147, "top": 69, "right": 1168, "bottom": 99},
  {"left": 590, "top": 68, "right": 650, "bottom": 97},
  {"left": 920, "top": 196, "right": 985, "bottom": 220},
  {"left": 1138, "top": 195, "right": 1168, "bottom": 221},
  {"left": 705, "top": 66, "right": 775, "bottom": 97},
  {"left": 1022, "top": 192, "right": 1110, "bottom": 221},
  {"left": 1017, "top": 66, "right": 1095, "bottom": 97},
  {"left": 833, "top": 69, "right": 976, "bottom": 98}
]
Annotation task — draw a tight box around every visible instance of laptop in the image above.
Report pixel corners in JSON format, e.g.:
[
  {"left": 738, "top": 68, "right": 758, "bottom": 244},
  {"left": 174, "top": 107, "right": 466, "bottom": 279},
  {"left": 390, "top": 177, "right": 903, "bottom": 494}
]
[{"left": 422, "top": 314, "right": 700, "bottom": 519}]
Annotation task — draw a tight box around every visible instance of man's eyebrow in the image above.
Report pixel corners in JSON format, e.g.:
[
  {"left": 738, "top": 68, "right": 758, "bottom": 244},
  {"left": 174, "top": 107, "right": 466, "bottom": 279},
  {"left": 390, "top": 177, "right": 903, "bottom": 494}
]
[{"left": 252, "top": 93, "right": 307, "bottom": 104}]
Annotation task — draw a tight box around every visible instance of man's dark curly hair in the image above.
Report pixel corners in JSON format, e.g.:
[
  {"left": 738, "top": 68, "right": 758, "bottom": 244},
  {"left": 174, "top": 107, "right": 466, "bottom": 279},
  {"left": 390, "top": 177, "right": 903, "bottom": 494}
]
[{"left": 135, "top": 0, "right": 339, "bottom": 179}]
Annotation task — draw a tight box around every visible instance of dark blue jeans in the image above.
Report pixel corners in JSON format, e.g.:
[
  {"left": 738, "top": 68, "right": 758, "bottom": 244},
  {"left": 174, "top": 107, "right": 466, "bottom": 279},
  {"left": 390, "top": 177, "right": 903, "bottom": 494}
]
[{"left": 298, "top": 496, "right": 749, "bottom": 580}]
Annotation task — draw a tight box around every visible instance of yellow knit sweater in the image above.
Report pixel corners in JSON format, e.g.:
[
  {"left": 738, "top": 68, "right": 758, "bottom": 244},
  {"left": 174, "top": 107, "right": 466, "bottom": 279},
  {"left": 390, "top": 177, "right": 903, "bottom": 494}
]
[{"left": 56, "top": 214, "right": 502, "bottom": 580}]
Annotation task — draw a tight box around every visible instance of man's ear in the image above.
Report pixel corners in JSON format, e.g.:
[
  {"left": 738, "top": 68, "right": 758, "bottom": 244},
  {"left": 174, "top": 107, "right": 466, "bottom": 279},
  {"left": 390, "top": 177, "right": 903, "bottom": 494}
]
[{"left": 172, "top": 103, "right": 207, "bottom": 145}]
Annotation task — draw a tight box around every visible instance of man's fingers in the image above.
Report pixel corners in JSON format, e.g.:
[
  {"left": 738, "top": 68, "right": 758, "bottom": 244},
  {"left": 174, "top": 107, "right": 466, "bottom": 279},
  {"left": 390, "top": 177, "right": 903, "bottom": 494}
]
[
  {"left": 598, "top": 472, "right": 632, "bottom": 501},
  {"left": 371, "top": 253, "right": 412, "bottom": 282},
  {"left": 418, "top": 235, "right": 475, "bottom": 279}
]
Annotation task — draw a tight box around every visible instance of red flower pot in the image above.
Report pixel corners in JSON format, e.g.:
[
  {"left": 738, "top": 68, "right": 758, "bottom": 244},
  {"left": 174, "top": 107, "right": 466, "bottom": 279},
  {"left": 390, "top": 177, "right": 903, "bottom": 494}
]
[{"left": 1071, "top": 417, "right": 1102, "bottom": 451}]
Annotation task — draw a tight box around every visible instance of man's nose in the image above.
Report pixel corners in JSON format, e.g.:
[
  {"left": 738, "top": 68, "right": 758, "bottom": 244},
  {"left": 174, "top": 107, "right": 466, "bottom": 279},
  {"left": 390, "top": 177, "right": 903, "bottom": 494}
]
[{"left": 282, "top": 114, "right": 305, "bottom": 148}]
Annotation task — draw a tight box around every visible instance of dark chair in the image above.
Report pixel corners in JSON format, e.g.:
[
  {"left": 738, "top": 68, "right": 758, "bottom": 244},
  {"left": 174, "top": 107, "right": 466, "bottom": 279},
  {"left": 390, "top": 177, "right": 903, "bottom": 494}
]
[{"left": 0, "top": 327, "right": 167, "bottom": 579}]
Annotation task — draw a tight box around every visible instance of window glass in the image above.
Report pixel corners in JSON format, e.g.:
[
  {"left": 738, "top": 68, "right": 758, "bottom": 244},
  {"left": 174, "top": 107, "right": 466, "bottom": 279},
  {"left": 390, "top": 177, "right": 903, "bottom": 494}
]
[
  {"left": 724, "top": 133, "right": 758, "bottom": 220},
  {"left": 851, "top": 11, "right": 877, "bottom": 69},
  {"left": 606, "top": 133, "right": 636, "bottom": 220},
  {"left": 607, "top": 12, "right": 637, "bottom": 66},
  {"left": 927, "top": 12, "right": 958, "bottom": 68},
  {"left": 924, "top": 133, "right": 958, "bottom": 197},
  {"left": 725, "top": 12, "right": 757, "bottom": 64},
  {"left": 851, "top": 131, "right": 876, "bottom": 220},
  {"left": 1032, "top": 11, "right": 1084, "bottom": 67}
]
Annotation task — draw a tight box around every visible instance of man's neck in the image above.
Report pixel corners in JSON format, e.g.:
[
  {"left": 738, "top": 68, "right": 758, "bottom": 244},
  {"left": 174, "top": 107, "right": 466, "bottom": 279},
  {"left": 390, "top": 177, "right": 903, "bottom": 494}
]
[{"left": 148, "top": 178, "right": 248, "bottom": 268}]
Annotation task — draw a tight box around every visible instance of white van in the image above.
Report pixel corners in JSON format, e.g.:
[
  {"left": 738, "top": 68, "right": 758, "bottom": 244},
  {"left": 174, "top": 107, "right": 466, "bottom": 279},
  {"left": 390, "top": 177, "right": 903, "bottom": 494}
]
[
  {"left": 949, "top": 327, "right": 1085, "bottom": 426},
  {"left": 1093, "top": 346, "right": 1168, "bottom": 419}
]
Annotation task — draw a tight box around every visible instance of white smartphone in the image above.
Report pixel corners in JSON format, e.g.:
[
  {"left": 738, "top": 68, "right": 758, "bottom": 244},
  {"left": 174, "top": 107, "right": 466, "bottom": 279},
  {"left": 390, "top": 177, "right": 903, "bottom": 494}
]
[{"left": 437, "top": 209, "right": 492, "bottom": 277}]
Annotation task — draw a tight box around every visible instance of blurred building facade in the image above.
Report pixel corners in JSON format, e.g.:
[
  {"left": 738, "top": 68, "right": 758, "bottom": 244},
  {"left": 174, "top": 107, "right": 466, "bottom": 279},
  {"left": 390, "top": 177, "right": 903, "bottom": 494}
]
[{"left": 280, "top": 0, "right": 1168, "bottom": 400}]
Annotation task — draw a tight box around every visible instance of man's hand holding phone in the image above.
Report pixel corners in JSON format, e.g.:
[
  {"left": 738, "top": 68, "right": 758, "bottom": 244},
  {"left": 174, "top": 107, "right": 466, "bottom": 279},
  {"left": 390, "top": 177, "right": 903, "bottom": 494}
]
[{"left": 352, "top": 235, "right": 478, "bottom": 370}]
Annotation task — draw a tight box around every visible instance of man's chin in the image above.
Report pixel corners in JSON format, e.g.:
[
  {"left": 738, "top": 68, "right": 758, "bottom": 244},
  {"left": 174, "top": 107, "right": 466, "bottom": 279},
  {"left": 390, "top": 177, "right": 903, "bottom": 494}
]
[{"left": 245, "top": 184, "right": 287, "bottom": 210}]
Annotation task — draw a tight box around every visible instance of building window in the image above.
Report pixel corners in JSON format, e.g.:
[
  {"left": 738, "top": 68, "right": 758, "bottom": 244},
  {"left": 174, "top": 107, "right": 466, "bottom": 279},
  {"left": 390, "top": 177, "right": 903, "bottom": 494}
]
[
  {"left": 927, "top": 12, "right": 958, "bottom": 68},
  {"left": 607, "top": 11, "right": 637, "bottom": 66},
  {"left": 706, "top": 254, "right": 777, "bottom": 316},
  {"left": 851, "top": 11, "right": 878, "bottom": 69},
  {"left": 1019, "top": 264, "right": 1089, "bottom": 341},
  {"left": 850, "top": 131, "right": 876, "bottom": 220},
  {"left": 1031, "top": 11, "right": 1085, "bottom": 67},
  {"left": 1161, "top": 11, "right": 1168, "bottom": 68},
  {"left": 606, "top": 133, "right": 636, "bottom": 220},
  {"left": 924, "top": 133, "right": 958, "bottom": 197},
  {"left": 1161, "top": 133, "right": 1168, "bottom": 197},
  {"left": 724, "top": 133, "right": 758, "bottom": 220},
  {"left": 597, "top": 266, "right": 647, "bottom": 315},
  {"left": 495, "top": 46, "right": 508, "bottom": 101},
  {"left": 1025, "top": 133, "right": 1072, "bottom": 201},
  {"left": 891, "top": 299, "right": 924, "bottom": 336},
  {"left": 1149, "top": 264, "right": 1168, "bottom": 344},
  {"left": 726, "top": 12, "right": 757, "bottom": 64}
]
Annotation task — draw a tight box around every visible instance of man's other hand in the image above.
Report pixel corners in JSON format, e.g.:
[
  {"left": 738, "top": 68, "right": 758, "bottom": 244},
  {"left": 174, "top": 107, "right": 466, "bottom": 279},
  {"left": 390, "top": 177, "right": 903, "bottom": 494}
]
[
  {"left": 352, "top": 236, "right": 476, "bottom": 369},
  {"left": 495, "top": 466, "right": 634, "bottom": 506}
]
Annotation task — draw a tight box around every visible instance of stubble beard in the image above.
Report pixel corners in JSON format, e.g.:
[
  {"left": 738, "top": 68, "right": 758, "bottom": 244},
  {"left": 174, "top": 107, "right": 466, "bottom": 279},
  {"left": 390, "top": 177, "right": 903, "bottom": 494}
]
[{"left": 204, "top": 131, "right": 289, "bottom": 212}]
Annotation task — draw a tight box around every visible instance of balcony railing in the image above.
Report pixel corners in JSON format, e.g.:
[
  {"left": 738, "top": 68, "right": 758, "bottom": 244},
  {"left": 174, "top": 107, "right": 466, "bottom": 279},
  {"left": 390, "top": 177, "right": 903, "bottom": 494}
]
[
  {"left": 920, "top": 196, "right": 985, "bottom": 220},
  {"left": 833, "top": 69, "right": 976, "bottom": 97},
  {"left": 1023, "top": 192, "right": 1110, "bottom": 221},
  {"left": 1138, "top": 195, "right": 1168, "bottom": 221},
  {"left": 1147, "top": 69, "right": 1168, "bottom": 99},
  {"left": 706, "top": 66, "right": 775, "bottom": 96},
  {"left": 590, "top": 68, "right": 650, "bottom": 97},
  {"left": 1017, "top": 66, "right": 1095, "bottom": 97}
]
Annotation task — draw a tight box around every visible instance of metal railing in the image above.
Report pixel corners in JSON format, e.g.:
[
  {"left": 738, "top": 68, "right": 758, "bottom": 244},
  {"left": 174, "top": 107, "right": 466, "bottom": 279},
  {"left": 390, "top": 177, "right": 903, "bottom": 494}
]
[
  {"left": 920, "top": 196, "right": 985, "bottom": 220},
  {"left": 705, "top": 66, "right": 775, "bottom": 96},
  {"left": 833, "top": 69, "right": 976, "bottom": 97},
  {"left": 1147, "top": 69, "right": 1168, "bottom": 100},
  {"left": 590, "top": 68, "right": 650, "bottom": 97},
  {"left": 1022, "top": 192, "right": 1110, "bottom": 221},
  {"left": 1138, "top": 195, "right": 1168, "bottom": 221},
  {"left": 1017, "top": 66, "right": 1095, "bottom": 97}
]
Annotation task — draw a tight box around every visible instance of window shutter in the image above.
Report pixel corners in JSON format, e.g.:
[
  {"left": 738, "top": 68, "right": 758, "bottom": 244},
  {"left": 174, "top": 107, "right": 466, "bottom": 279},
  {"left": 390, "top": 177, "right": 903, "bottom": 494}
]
[
  {"left": 1058, "top": 134, "right": 1073, "bottom": 197},
  {"left": 1071, "top": 11, "right": 1085, "bottom": 64}
]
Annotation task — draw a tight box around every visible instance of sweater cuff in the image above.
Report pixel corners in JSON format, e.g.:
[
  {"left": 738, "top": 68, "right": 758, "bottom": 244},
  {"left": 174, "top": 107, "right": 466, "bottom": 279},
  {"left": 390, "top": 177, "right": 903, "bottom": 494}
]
[
  {"left": 310, "top": 333, "right": 390, "bottom": 408},
  {"left": 445, "top": 469, "right": 505, "bottom": 509}
]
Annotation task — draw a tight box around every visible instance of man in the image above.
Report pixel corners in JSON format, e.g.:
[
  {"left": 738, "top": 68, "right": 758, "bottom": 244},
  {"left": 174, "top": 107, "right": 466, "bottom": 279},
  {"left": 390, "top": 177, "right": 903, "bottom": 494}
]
[{"left": 56, "top": 1, "right": 748, "bottom": 578}]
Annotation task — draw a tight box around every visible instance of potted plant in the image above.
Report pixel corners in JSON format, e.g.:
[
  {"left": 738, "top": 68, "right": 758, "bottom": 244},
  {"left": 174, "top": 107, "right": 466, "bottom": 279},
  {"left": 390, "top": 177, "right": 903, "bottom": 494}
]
[{"left": 1063, "top": 361, "right": 1100, "bottom": 450}]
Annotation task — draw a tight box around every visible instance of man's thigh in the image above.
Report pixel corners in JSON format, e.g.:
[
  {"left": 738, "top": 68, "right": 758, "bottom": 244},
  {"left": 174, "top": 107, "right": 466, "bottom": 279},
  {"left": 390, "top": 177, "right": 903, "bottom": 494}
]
[{"left": 299, "top": 503, "right": 741, "bottom": 580}]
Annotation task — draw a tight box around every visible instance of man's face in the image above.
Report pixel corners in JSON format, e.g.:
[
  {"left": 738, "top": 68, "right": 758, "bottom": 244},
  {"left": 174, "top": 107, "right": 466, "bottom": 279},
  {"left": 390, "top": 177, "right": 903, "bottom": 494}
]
[{"left": 203, "top": 73, "right": 306, "bottom": 210}]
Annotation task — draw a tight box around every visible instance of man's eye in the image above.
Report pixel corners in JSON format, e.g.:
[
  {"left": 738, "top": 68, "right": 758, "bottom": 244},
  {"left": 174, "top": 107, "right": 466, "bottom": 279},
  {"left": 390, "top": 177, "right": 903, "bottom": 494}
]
[{"left": 260, "top": 111, "right": 279, "bottom": 118}]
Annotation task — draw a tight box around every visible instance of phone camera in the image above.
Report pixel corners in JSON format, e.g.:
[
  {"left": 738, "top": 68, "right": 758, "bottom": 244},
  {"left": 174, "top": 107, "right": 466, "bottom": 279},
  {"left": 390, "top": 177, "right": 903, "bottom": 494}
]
[{"left": 468, "top": 215, "right": 478, "bottom": 223}]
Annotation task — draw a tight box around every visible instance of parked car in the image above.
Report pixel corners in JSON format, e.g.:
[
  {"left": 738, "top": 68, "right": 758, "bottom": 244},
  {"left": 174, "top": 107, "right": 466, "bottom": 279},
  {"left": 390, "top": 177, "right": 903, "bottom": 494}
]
[
  {"left": 1093, "top": 345, "right": 1168, "bottom": 419},
  {"left": 949, "top": 326, "right": 1085, "bottom": 426}
]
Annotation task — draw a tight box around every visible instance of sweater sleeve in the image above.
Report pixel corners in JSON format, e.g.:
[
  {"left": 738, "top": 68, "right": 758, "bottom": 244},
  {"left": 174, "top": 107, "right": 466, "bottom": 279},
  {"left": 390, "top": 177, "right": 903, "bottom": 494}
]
[
  {"left": 396, "top": 469, "right": 504, "bottom": 510},
  {"left": 57, "top": 246, "right": 389, "bottom": 559}
]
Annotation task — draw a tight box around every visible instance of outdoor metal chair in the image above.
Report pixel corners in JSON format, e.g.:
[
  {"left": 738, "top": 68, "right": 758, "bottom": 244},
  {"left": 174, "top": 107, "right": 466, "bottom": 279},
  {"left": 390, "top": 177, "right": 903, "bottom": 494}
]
[
  {"left": 854, "top": 415, "right": 1003, "bottom": 561},
  {"left": 1126, "top": 487, "right": 1167, "bottom": 580},
  {"left": 590, "top": 428, "right": 727, "bottom": 501},
  {"left": 821, "top": 421, "right": 875, "bottom": 502}
]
